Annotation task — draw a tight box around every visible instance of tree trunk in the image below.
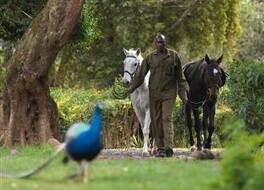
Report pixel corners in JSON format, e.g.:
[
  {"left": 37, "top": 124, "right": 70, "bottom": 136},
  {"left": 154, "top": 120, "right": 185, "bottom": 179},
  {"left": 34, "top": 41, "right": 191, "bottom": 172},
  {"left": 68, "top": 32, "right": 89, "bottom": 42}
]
[
  {"left": 53, "top": 47, "right": 72, "bottom": 88},
  {"left": 2, "top": 0, "right": 84, "bottom": 147}
]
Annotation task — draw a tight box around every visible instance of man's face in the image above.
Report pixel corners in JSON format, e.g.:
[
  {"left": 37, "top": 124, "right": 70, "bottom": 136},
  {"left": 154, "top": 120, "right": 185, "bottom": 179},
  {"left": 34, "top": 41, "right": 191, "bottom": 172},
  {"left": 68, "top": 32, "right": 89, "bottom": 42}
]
[{"left": 155, "top": 37, "right": 166, "bottom": 52}]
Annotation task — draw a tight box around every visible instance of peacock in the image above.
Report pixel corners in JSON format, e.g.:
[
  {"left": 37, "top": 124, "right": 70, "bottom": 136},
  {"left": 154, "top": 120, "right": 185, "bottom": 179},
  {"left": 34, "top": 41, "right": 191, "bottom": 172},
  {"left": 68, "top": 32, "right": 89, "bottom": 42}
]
[{"left": 0, "top": 103, "right": 104, "bottom": 182}]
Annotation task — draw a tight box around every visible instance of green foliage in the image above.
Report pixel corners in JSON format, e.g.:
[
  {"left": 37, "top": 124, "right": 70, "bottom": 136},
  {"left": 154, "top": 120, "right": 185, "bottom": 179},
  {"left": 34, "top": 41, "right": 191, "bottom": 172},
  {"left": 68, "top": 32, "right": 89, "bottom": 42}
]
[
  {"left": 212, "top": 120, "right": 264, "bottom": 190},
  {"left": 227, "top": 60, "right": 264, "bottom": 132},
  {"left": 236, "top": 0, "right": 264, "bottom": 60},
  {"left": 130, "top": 134, "right": 143, "bottom": 148},
  {"left": 0, "top": 47, "right": 5, "bottom": 94},
  {"left": 0, "top": 0, "right": 46, "bottom": 41},
  {"left": 51, "top": 88, "right": 233, "bottom": 148},
  {"left": 77, "top": 1, "right": 101, "bottom": 49},
  {"left": 0, "top": 1, "right": 102, "bottom": 89},
  {"left": 64, "top": 0, "right": 242, "bottom": 87},
  {"left": 69, "top": 1, "right": 101, "bottom": 52},
  {"left": 50, "top": 88, "right": 112, "bottom": 132},
  {"left": 224, "top": 0, "right": 242, "bottom": 61},
  {"left": 183, "top": 1, "right": 215, "bottom": 57},
  {"left": 0, "top": 0, "right": 243, "bottom": 88},
  {"left": 48, "top": 1, "right": 102, "bottom": 88},
  {"left": 50, "top": 88, "right": 135, "bottom": 147},
  {"left": 111, "top": 75, "right": 130, "bottom": 100}
]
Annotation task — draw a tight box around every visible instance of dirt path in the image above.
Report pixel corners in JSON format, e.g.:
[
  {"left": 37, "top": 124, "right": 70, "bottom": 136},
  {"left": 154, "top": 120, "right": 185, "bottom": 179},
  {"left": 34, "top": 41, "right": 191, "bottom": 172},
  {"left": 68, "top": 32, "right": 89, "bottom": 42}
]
[{"left": 98, "top": 148, "right": 222, "bottom": 160}]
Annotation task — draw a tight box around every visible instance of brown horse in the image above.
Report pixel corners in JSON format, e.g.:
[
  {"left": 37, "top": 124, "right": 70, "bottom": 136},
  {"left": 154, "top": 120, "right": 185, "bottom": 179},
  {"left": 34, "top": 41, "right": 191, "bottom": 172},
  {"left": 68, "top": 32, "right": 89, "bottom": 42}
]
[{"left": 183, "top": 54, "right": 226, "bottom": 150}]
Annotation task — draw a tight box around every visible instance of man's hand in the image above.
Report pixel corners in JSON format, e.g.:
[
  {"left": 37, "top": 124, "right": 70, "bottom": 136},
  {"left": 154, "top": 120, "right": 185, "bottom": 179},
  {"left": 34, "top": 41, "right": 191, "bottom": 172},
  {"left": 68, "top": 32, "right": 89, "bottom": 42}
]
[
  {"left": 127, "top": 86, "right": 134, "bottom": 95},
  {"left": 178, "top": 90, "right": 188, "bottom": 104}
]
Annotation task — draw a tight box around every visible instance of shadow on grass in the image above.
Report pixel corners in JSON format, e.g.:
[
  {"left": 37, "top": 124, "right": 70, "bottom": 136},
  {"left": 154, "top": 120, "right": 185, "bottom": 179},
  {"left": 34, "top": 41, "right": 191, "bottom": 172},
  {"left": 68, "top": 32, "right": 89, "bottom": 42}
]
[{"left": 27, "top": 173, "right": 121, "bottom": 184}]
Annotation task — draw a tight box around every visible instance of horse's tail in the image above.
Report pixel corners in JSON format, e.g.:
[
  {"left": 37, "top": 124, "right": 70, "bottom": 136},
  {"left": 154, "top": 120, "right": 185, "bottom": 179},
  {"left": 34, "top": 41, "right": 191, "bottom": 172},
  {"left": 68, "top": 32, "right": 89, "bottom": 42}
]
[{"left": 0, "top": 143, "right": 66, "bottom": 179}]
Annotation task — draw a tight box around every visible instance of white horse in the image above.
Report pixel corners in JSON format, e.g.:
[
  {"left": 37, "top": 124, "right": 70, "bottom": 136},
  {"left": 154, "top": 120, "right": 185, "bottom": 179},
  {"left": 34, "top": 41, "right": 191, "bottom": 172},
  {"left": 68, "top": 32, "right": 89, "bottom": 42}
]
[{"left": 122, "top": 48, "right": 151, "bottom": 156}]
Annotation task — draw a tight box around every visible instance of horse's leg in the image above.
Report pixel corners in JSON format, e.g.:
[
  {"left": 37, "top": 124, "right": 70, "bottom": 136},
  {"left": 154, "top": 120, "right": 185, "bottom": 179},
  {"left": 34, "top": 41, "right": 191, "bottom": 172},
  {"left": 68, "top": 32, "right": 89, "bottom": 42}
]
[
  {"left": 132, "top": 104, "right": 145, "bottom": 148},
  {"left": 142, "top": 109, "right": 150, "bottom": 156},
  {"left": 202, "top": 104, "right": 209, "bottom": 147},
  {"left": 192, "top": 108, "right": 202, "bottom": 150},
  {"left": 133, "top": 104, "right": 151, "bottom": 156},
  {"left": 204, "top": 103, "right": 216, "bottom": 149},
  {"left": 185, "top": 103, "right": 194, "bottom": 147},
  {"left": 151, "top": 137, "right": 156, "bottom": 155}
]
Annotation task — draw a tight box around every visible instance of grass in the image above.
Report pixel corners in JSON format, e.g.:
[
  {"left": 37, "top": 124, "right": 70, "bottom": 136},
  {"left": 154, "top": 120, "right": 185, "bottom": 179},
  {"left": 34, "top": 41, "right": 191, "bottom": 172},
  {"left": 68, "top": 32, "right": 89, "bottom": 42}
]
[{"left": 0, "top": 145, "right": 220, "bottom": 190}]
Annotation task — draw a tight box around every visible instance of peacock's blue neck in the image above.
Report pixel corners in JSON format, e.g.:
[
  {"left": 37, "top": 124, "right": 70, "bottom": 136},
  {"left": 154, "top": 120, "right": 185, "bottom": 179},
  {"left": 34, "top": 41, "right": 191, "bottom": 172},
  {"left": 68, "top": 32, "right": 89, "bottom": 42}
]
[
  {"left": 87, "top": 109, "right": 102, "bottom": 138},
  {"left": 65, "top": 106, "right": 103, "bottom": 161}
]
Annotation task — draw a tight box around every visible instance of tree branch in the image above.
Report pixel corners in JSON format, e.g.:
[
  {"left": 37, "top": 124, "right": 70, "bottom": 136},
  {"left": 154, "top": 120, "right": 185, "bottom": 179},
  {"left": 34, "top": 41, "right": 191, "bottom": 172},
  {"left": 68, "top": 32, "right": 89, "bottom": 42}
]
[
  {"left": 21, "top": 10, "right": 33, "bottom": 19},
  {"left": 167, "top": 0, "right": 198, "bottom": 32}
]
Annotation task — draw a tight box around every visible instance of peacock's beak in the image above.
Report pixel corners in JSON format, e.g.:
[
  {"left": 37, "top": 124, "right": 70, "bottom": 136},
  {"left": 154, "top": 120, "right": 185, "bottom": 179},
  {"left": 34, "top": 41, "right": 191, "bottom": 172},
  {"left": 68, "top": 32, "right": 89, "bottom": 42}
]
[{"left": 97, "top": 102, "right": 106, "bottom": 109}]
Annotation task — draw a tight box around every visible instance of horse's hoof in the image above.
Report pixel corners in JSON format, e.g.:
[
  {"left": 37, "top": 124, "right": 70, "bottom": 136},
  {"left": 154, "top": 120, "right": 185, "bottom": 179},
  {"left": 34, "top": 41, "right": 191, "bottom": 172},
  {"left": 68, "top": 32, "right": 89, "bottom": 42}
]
[
  {"left": 190, "top": 146, "right": 196, "bottom": 152},
  {"left": 142, "top": 151, "right": 150, "bottom": 157},
  {"left": 204, "top": 143, "right": 211, "bottom": 149},
  {"left": 66, "top": 173, "right": 79, "bottom": 179},
  {"left": 150, "top": 148, "right": 157, "bottom": 156},
  {"left": 190, "top": 141, "right": 195, "bottom": 147},
  {"left": 197, "top": 147, "right": 202, "bottom": 151}
]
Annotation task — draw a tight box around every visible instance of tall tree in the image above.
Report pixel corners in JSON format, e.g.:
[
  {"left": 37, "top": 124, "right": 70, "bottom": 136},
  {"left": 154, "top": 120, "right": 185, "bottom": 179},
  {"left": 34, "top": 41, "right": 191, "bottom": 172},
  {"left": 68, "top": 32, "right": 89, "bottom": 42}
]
[
  {"left": 38, "top": 0, "right": 243, "bottom": 88},
  {"left": 236, "top": 0, "right": 264, "bottom": 60},
  {"left": 74, "top": 0, "right": 242, "bottom": 88},
  {"left": 51, "top": 1, "right": 101, "bottom": 88},
  {"left": 0, "top": 0, "right": 47, "bottom": 41},
  {"left": 1, "top": 0, "right": 84, "bottom": 147},
  {"left": 0, "top": 0, "right": 47, "bottom": 93}
]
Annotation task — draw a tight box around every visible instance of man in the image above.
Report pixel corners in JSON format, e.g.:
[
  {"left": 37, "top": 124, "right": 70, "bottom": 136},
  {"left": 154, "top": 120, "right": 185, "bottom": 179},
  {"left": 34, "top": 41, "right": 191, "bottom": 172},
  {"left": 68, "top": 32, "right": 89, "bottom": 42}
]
[{"left": 128, "top": 34, "right": 188, "bottom": 157}]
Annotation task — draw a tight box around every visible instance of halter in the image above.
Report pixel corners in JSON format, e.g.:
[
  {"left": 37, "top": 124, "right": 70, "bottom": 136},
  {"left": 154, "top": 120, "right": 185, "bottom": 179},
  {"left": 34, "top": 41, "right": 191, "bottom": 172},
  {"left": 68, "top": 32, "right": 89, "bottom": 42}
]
[
  {"left": 124, "top": 55, "right": 140, "bottom": 80},
  {"left": 187, "top": 86, "right": 218, "bottom": 110},
  {"left": 187, "top": 94, "right": 208, "bottom": 109},
  {"left": 111, "top": 55, "right": 140, "bottom": 100}
]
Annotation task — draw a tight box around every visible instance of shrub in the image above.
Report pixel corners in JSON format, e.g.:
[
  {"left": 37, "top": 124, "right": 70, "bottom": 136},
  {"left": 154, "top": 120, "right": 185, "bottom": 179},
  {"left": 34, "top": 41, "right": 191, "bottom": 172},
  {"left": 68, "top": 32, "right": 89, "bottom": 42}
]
[
  {"left": 51, "top": 88, "right": 135, "bottom": 148},
  {"left": 212, "top": 120, "right": 264, "bottom": 190},
  {"left": 51, "top": 88, "right": 232, "bottom": 148},
  {"left": 227, "top": 60, "right": 264, "bottom": 132}
]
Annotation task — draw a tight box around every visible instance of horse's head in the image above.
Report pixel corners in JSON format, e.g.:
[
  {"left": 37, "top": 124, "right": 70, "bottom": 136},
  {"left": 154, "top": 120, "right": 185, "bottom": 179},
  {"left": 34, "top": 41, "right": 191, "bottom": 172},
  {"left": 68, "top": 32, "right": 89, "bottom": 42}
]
[
  {"left": 204, "top": 54, "right": 224, "bottom": 101},
  {"left": 122, "top": 48, "right": 143, "bottom": 86}
]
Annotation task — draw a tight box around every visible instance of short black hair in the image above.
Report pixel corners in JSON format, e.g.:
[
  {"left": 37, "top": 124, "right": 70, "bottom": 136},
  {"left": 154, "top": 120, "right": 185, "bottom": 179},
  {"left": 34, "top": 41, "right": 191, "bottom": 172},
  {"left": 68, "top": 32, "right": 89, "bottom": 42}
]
[{"left": 155, "top": 33, "right": 166, "bottom": 42}]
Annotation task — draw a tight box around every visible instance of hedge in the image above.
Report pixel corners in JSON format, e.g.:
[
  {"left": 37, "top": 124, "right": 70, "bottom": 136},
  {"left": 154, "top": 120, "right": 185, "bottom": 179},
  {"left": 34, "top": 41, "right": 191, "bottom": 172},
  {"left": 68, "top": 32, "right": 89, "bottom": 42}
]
[
  {"left": 51, "top": 87, "right": 233, "bottom": 148},
  {"left": 226, "top": 60, "right": 264, "bottom": 132}
]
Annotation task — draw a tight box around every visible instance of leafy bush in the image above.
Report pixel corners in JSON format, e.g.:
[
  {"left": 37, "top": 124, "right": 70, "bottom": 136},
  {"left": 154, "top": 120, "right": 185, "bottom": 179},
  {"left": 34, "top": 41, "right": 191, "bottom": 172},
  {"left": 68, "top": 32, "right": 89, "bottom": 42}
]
[
  {"left": 227, "top": 60, "right": 264, "bottom": 132},
  {"left": 51, "top": 88, "right": 134, "bottom": 148},
  {"left": 51, "top": 88, "right": 111, "bottom": 129},
  {"left": 51, "top": 88, "right": 232, "bottom": 148},
  {"left": 212, "top": 120, "right": 264, "bottom": 190}
]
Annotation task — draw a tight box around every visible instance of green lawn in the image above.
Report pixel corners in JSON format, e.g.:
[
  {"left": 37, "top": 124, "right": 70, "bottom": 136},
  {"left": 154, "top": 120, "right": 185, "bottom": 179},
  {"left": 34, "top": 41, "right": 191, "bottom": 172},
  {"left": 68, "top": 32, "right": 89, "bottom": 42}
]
[{"left": 0, "top": 146, "right": 220, "bottom": 190}]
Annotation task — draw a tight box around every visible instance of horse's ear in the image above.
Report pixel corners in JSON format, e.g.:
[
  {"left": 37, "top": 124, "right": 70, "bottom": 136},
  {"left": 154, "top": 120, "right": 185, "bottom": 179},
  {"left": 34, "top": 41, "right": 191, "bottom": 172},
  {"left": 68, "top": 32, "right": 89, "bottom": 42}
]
[
  {"left": 217, "top": 54, "right": 223, "bottom": 65},
  {"left": 205, "top": 54, "right": 210, "bottom": 64},
  {"left": 123, "top": 48, "right": 129, "bottom": 56},
  {"left": 136, "top": 48, "right": 141, "bottom": 56}
]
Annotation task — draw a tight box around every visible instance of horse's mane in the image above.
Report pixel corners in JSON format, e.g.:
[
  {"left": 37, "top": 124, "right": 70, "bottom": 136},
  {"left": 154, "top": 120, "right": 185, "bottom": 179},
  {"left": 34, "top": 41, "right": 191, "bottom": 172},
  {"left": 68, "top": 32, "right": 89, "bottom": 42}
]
[
  {"left": 183, "top": 59, "right": 206, "bottom": 84},
  {"left": 183, "top": 58, "right": 227, "bottom": 87},
  {"left": 219, "top": 67, "right": 227, "bottom": 87}
]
